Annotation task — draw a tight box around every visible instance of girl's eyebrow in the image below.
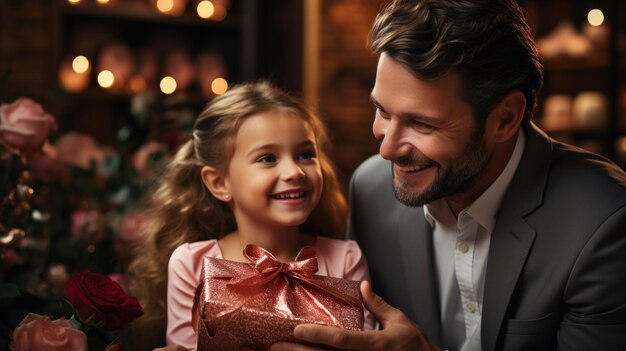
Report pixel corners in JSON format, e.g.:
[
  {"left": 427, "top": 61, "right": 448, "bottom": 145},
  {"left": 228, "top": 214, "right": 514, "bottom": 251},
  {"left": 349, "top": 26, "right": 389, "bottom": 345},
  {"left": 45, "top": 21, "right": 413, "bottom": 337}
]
[{"left": 246, "top": 140, "right": 315, "bottom": 157}]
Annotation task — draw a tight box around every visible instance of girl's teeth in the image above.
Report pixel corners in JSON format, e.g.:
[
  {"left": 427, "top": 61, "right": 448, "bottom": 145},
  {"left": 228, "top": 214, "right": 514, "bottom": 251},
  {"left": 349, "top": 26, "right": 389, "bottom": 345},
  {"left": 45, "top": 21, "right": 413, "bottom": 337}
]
[{"left": 275, "top": 192, "right": 304, "bottom": 199}]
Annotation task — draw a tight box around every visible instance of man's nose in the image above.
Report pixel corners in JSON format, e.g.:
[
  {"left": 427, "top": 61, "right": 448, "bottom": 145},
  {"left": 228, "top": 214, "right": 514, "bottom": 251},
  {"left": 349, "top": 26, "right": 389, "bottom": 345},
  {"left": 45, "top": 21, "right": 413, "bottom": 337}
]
[{"left": 373, "top": 116, "right": 404, "bottom": 160}]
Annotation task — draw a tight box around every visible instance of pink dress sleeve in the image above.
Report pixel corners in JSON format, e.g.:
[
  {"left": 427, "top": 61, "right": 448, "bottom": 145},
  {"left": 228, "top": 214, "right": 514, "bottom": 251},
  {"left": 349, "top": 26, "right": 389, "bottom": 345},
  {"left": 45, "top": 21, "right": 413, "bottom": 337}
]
[
  {"left": 315, "top": 237, "right": 380, "bottom": 330},
  {"left": 166, "top": 240, "right": 221, "bottom": 350}
]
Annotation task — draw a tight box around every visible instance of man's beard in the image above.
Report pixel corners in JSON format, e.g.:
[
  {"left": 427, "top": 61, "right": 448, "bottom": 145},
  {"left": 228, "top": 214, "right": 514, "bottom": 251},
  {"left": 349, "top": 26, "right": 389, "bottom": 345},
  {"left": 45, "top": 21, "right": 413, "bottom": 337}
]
[{"left": 392, "top": 125, "right": 491, "bottom": 207}]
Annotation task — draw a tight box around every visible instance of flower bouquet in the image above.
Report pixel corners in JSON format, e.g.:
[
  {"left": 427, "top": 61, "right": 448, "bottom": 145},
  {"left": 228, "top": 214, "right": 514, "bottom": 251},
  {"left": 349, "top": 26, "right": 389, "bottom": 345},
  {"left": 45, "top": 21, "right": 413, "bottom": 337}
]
[{"left": 10, "top": 270, "right": 143, "bottom": 350}]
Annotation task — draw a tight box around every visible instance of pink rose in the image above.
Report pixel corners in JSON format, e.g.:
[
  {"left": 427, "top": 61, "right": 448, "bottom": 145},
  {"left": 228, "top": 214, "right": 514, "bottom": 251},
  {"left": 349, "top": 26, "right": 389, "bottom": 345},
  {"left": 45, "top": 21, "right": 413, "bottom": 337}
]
[
  {"left": 10, "top": 313, "right": 87, "bottom": 351},
  {"left": 132, "top": 141, "right": 164, "bottom": 176},
  {"left": 54, "top": 132, "right": 113, "bottom": 170},
  {"left": 0, "top": 97, "right": 56, "bottom": 154},
  {"left": 70, "top": 210, "right": 106, "bottom": 243},
  {"left": 118, "top": 210, "right": 147, "bottom": 244}
]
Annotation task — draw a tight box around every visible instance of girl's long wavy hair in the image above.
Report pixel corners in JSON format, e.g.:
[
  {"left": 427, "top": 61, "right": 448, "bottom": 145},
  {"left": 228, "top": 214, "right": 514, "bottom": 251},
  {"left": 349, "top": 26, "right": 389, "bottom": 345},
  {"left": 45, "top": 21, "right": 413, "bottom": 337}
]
[{"left": 126, "top": 81, "right": 348, "bottom": 349}]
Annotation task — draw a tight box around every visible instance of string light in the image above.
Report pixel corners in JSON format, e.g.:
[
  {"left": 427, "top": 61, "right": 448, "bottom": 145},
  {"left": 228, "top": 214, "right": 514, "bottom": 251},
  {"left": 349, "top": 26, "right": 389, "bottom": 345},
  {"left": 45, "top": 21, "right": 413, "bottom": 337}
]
[
  {"left": 72, "top": 56, "right": 90, "bottom": 74},
  {"left": 96, "top": 0, "right": 111, "bottom": 4},
  {"left": 156, "top": 0, "right": 174, "bottom": 13},
  {"left": 67, "top": 0, "right": 81, "bottom": 4},
  {"left": 60, "top": 57, "right": 90, "bottom": 92},
  {"left": 97, "top": 70, "right": 115, "bottom": 89},
  {"left": 197, "top": 0, "right": 215, "bottom": 19},
  {"left": 160, "top": 76, "right": 177, "bottom": 94},
  {"left": 211, "top": 78, "right": 228, "bottom": 95},
  {"left": 587, "top": 9, "right": 604, "bottom": 26}
]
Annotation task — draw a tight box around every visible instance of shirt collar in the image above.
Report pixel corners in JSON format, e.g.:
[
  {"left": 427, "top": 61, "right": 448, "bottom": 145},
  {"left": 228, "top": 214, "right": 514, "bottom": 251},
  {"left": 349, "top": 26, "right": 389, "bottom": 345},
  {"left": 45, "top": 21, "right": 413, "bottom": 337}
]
[{"left": 425, "top": 129, "right": 526, "bottom": 232}]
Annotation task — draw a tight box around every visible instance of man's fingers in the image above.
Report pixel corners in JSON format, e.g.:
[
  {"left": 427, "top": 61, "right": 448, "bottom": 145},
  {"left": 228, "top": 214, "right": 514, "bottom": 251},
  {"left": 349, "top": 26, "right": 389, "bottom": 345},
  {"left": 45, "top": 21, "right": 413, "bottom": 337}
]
[
  {"left": 269, "top": 341, "right": 325, "bottom": 351},
  {"left": 360, "top": 280, "right": 402, "bottom": 325},
  {"left": 293, "top": 323, "right": 374, "bottom": 350}
]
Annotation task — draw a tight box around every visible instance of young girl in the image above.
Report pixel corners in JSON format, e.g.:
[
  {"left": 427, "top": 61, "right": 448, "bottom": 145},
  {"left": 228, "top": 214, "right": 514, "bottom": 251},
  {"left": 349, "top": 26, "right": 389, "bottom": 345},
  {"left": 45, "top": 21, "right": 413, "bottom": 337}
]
[{"left": 127, "top": 81, "right": 376, "bottom": 351}]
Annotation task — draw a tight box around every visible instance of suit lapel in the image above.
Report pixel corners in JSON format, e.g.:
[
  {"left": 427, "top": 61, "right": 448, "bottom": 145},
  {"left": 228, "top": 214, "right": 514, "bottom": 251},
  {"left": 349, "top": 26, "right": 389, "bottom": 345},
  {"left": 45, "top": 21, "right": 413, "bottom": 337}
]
[
  {"left": 397, "top": 205, "right": 442, "bottom": 344},
  {"left": 481, "top": 123, "right": 552, "bottom": 351}
]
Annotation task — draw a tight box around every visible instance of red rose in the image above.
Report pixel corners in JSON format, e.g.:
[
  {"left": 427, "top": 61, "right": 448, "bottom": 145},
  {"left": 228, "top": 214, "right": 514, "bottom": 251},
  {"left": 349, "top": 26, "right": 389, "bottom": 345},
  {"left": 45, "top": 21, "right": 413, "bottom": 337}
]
[{"left": 66, "top": 271, "right": 143, "bottom": 331}]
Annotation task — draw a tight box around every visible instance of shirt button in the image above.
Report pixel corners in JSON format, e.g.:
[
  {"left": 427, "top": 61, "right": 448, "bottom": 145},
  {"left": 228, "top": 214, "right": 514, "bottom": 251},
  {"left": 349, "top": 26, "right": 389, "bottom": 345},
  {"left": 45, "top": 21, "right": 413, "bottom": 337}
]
[
  {"left": 458, "top": 242, "right": 470, "bottom": 253},
  {"left": 466, "top": 302, "right": 477, "bottom": 314}
]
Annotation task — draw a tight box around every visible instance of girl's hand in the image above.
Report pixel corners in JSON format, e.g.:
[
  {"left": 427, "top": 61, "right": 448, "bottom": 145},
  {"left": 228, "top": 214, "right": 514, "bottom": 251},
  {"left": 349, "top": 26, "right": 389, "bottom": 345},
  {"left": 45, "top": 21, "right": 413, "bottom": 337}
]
[{"left": 270, "top": 281, "right": 443, "bottom": 351}]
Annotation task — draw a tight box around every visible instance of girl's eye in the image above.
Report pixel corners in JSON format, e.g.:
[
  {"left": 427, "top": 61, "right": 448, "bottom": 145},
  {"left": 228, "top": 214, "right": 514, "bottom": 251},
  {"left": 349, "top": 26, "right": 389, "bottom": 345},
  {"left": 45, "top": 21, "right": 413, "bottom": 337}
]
[
  {"left": 256, "top": 155, "right": 276, "bottom": 163},
  {"left": 298, "top": 150, "right": 317, "bottom": 161}
]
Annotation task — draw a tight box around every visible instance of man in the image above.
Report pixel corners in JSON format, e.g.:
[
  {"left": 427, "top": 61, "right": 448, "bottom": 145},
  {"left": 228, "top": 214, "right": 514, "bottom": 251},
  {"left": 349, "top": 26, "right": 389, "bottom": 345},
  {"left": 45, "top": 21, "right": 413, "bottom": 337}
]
[{"left": 272, "top": 0, "right": 626, "bottom": 350}]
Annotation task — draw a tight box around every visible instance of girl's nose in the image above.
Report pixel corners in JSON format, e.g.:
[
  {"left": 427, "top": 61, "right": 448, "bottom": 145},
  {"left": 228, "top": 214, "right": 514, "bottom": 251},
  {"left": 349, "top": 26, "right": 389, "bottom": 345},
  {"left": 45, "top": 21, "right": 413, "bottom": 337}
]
[{"left": 282, "top": 161, "right": 306, "bottom": 181}]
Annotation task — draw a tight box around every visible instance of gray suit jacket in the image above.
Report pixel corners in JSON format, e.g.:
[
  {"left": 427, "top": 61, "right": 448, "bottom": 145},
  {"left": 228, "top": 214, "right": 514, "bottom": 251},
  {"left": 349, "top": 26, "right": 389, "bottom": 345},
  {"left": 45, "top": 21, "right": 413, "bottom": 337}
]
[{"left": 347, "top": 122, "right": 626, "bottom": 351}]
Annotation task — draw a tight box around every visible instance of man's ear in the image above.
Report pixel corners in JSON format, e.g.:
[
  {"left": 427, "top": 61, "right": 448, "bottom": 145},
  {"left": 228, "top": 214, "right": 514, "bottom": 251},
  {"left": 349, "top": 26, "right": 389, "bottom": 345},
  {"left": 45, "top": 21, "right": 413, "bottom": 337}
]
[
  {"left": 200, "top": 165, "right": 231, "bottom": 202},
  {"left": 487, "top": 90, "right": 526, "bottom": 143}
]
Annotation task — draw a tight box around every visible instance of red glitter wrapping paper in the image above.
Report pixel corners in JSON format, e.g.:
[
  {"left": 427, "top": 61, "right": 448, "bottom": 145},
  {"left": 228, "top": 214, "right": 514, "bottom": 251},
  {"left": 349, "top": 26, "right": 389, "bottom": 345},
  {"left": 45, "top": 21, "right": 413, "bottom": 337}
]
[{"left": 192, "top": 244, "right": 364, "bottom": 351}]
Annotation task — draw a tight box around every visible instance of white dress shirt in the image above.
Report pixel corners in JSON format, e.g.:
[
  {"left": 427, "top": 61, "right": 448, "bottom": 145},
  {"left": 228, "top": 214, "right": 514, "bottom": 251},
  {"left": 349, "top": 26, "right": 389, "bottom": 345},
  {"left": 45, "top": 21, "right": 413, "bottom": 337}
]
[{"left": 424, "top": 130, "right": 526, "bottom": 351}]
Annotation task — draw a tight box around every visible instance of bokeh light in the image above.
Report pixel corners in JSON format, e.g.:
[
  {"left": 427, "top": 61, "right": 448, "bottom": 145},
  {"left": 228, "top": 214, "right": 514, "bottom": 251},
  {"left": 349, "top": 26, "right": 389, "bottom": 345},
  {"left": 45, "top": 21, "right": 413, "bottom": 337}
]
[
  {"left": 156, "top": 0, "right": 174, "bottom": 13},
  {"left": 211, "top": 78, "right": 228, "bottom": 95},
  {"left": 197, "top": 0, "right": 215, "bottom": 19},
  {"left": 160, "top": 76, "right": 177, "bottom": 94},
  {"left": 72, "top": 56, "right": 90, "bottom": 74},
  {"left": 97, "top": 70, "right": 115, "bottom": 88},
  {"left": 587, "top": 9, "right": 604, "bottom": 26}
]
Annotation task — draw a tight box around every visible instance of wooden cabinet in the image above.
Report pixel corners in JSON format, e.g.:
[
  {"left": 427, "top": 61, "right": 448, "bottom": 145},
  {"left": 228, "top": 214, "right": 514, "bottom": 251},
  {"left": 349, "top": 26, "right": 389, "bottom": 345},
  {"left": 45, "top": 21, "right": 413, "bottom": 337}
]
[
  {"left": 520, "top": 0, "right": 626, "bottom": 168},
  {"left": 48, "top": 0, "right": 258, "bottom": 146}
]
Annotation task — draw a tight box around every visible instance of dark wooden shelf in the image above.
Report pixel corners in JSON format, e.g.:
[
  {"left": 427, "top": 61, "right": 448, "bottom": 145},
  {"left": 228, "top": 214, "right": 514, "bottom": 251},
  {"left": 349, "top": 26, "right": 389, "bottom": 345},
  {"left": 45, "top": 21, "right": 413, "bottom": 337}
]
[
  {"left": 541, "top": 53, "right": 610, "bottom": 71},
  {"left": 60, "top": 2, "right": 242, "bottom": 29}
]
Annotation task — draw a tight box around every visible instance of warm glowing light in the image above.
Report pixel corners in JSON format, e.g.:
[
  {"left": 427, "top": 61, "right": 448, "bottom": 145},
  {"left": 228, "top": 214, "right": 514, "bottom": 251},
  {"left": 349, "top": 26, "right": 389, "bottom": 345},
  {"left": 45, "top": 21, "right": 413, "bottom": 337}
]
[
  {"left": 619, "top": 137, "right": 626, "bottom": 152},
  {"left": 197, "top": 0, "right": 215, "bottom": 19},
  {"left": 160, "top": 76, "right": 177, "bottom": 94},
  {"left": 96, "top": 0, "right": 110, "bottom": 4},
  {"left": 211, "top": 3, "right": 227, "bottom": 21},
  {"left": 156, "top": 0, "right": 174, "bottom": 13},
  {"left": 59, "top": 58, "right": 90, "bottom": 92},
  {"left": 97, "top": 70, "right": 115, "bottom": 88},
  {"left": 129, "top": 75, "right": 147, "bottom": 93},
  {"left": 72, "top": 56, "right": 90, "bottom": 74},
  {"left": 587, "top": 9, "right": 604, "bottom": 26},
  {"left": 211, "top": 78, "right": 228, "bottom": 95},
  {"left": 67, "top": 0, "right": 81, "bottom": 4}
]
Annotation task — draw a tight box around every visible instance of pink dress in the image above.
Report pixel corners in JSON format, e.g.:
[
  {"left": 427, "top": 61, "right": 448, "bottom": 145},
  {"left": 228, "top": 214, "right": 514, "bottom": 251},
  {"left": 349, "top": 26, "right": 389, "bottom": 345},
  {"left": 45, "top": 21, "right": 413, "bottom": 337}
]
[{"left": 166, "top": 236, "right": 377, "bottom": 350}]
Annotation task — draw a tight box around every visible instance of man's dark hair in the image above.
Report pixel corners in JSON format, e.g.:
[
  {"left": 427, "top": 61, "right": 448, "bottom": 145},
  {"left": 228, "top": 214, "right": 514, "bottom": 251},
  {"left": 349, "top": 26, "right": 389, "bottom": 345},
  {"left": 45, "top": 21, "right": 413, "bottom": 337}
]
[{"left": 369, "top": 0, "right": 543, "bottom": 123}]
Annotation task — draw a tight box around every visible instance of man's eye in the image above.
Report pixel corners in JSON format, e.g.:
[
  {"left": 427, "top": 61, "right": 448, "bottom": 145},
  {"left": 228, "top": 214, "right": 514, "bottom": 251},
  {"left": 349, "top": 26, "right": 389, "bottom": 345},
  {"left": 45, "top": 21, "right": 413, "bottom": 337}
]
[
  {"left": 256, "top": 155, "right": 276, "bottom": 163},
  {"left": 411, "top": 120, "right": 435, "bottom": 131},
  {"left": 376, "top": 108, "right": 390, "bottom": 119}
]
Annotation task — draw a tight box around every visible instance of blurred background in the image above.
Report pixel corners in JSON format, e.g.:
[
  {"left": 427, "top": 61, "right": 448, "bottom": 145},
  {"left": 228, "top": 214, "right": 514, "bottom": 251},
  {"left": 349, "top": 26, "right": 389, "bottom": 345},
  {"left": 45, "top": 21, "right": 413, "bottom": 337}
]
[
  {"left": 2, "top": 0, "right": 625, "bottom": 185},
  {"left": 0, "top": 0, "right": 624, "bottom": 346}
]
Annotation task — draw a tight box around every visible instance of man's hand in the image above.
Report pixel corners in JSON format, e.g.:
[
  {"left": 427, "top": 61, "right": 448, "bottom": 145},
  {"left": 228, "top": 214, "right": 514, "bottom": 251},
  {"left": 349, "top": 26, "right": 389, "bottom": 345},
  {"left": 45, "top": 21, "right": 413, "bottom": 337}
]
[
  {"left": 153, "top": 346, "right": 189, "bottom": 351},
  {"left": 270, "top": 280, "right": 442, "bottom": 351}
]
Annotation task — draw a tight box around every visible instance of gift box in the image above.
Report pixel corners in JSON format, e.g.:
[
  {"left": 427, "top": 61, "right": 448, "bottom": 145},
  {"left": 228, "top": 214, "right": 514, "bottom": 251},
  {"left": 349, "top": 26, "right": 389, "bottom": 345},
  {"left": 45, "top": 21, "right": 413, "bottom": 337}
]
[{"left": 192, "top": 244, "right": 364, "bottom": 350}]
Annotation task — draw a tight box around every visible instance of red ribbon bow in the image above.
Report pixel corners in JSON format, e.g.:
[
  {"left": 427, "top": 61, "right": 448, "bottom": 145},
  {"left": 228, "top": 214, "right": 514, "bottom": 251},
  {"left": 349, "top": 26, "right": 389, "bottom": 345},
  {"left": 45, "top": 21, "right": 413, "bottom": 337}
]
[{"left": 225, "top": 245, "right": 319, "bottom": 290}]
